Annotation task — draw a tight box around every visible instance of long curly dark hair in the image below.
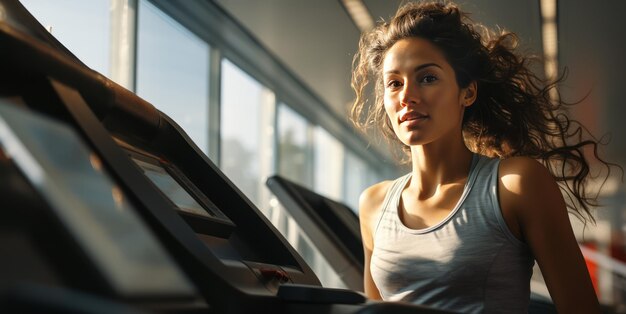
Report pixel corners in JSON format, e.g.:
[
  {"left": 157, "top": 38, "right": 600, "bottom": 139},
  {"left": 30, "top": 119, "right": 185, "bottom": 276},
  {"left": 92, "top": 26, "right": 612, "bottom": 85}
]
[{"left": 350, "top": 1, "right": 619, "bottom": 224}]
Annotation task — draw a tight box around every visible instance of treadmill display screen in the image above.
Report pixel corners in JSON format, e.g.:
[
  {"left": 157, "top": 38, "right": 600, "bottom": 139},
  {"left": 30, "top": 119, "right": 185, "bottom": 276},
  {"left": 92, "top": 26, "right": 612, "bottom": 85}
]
[
  {"left": 0, "top": 102, "right": 196, "bottom": 297},
  {"left": 132, "top": 158, "right": 213, "bottom": 219}
]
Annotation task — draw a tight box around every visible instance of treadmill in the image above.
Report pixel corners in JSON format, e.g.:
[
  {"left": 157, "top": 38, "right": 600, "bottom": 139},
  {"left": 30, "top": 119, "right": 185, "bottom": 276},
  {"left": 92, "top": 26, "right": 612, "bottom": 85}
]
[
  {"left": 266, "top": 175, "right": 363, "bottom": 291},
  {"left": 0, "top": 0, "right": 447, "bottom": 312}
]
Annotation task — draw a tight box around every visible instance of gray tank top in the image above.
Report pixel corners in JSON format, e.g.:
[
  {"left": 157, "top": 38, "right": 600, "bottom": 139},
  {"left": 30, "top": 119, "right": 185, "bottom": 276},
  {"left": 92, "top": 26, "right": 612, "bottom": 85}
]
[{"left": 370, "top": 154, "right": 535, "bottom": 313}]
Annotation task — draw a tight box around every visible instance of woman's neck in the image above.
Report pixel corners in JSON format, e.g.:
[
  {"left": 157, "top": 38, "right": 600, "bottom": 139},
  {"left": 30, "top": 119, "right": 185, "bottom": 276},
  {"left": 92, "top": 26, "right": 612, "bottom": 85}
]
[{"left": 408, "top": 141, "right": 474, "bottom": 197}]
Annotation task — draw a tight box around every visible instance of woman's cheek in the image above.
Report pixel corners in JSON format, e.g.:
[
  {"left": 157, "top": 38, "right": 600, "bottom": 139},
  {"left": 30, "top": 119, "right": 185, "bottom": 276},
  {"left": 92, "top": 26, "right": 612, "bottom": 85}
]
[{"left": 382, "top": 99, "right": 394, "bottom": 120}]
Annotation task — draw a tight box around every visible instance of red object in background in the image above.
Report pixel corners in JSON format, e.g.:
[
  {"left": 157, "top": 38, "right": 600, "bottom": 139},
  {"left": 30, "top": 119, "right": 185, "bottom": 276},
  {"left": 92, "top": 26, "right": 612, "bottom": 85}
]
[
  {"left": 610, "top": 234, "right": 626, "bottom": 263},
  {"left": 582, "top": 242, "right": 600, "bottom": 297}
]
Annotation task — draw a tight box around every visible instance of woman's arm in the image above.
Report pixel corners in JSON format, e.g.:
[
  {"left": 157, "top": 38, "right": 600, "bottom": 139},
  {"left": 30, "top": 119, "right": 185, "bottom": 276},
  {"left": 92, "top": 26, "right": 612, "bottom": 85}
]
[
  {"left": 358, "top": 182, "right": 390, "bottom": 300},
  {"left": 499, "top": 157, "right": 600, "bottom": 313}
]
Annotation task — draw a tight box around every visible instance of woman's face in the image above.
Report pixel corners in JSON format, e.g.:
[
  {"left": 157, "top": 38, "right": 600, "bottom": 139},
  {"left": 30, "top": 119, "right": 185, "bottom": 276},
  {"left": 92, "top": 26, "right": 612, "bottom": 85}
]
[{"left": 382, "top": 37, "right": 474, "bottom": 148}]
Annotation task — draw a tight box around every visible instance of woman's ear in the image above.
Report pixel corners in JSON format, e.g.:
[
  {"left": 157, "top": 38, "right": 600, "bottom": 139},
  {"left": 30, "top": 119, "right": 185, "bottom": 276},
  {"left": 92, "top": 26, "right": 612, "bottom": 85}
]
[{"left": 462, "top": 81, "right": 478, "bottom": 107}]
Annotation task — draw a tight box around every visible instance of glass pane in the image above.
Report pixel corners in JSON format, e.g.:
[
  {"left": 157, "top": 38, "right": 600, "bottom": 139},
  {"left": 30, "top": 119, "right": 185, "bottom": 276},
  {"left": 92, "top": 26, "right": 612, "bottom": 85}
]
[
  {"left": 277, "top": 104, "right": 312, "bottom": 189},
  {"left": 343, "top": 150, "right": 377, "bottom": 212},
  {"left": 136, "top": 0, "right": 209, "bottom": 153},
  {"left": 220, "top": 59, "right": 266, "bottom": 205},
  {"left": 314, "top": 126, "right": 344, "bottom": 200},
  {"left": 20, "top": 0, "right": 110, "bottom": 76}
]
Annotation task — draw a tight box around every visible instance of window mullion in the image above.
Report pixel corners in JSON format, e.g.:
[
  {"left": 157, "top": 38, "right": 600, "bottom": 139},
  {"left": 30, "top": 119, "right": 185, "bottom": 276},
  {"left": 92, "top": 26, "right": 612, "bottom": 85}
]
[{"left": 110, "top": 0, "right": 138, "bottom": 91}]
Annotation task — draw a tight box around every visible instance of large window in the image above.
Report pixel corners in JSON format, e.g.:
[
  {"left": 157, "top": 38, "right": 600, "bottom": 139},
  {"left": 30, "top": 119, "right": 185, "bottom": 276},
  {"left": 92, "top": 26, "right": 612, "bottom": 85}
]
[
  {"left": 20, "top": 0, "right": 111, "bottom": 76},
  {"left": 313, "top": 126, "right": 344, "bottom": 201},
  {"left": 220, "top": 59, "right": 274, "bottom": 207},
  {"left": 343, "top": 150, "right": 380, "bottom": 212},
  {"left": 277, "top": 104, "right": 313, "bottom": 189},
  {"left": 136, "top": 0, "right": 210, "bottom": 154}
]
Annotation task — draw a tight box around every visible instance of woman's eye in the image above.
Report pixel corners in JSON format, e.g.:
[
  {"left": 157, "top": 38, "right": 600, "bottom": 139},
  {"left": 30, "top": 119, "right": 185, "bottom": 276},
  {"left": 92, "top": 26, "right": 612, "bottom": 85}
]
[
  {"left": 420, "top": 75, "right": 438, "bottom": 84},
  {"left": 386, "top": 80, "right": 402, "bottom": 88}
]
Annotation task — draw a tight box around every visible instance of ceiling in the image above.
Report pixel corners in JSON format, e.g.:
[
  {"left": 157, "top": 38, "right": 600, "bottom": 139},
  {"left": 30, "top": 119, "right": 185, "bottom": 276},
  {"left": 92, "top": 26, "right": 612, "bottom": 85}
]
[{"left": 214, "top": 0, "right": 626, "bottom": 172}]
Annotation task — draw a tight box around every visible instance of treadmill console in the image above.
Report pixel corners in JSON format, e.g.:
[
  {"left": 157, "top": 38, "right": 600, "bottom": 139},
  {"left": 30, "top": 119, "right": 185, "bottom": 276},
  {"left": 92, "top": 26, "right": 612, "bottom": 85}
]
[
  {"left": 123, "top": 144, "right": 235, "bottom": 238},
  {"left": 0, "top": 101, "right": 196, "bottom": 299}
]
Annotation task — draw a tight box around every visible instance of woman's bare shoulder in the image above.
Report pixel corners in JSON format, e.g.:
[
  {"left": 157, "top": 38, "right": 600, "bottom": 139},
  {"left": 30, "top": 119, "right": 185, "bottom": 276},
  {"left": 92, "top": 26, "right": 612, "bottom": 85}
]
[
  {"left": 359, "top": 180, "right": 394, "bottom": 220},
  {"left": 499, "top": 156, "right": 548, "bottom": 175},
  {"left": 498, "top": 156, "right": 555, "bottom": 195},
  {"left": 498, "top": 155, "right": 562, "bottom": 220}
]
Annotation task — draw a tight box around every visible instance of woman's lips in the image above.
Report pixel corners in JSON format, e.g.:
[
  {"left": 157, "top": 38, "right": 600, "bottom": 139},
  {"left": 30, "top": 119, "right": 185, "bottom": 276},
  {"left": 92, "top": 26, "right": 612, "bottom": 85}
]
[{"left": 399, "top": 111, "right": 428, "bottom": 123}]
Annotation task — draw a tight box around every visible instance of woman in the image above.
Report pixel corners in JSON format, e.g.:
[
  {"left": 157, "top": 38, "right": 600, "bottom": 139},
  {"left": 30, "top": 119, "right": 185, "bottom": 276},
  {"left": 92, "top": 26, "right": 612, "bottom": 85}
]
[{"left": 351, "top": 1, "right": 615, "bottom": 313}]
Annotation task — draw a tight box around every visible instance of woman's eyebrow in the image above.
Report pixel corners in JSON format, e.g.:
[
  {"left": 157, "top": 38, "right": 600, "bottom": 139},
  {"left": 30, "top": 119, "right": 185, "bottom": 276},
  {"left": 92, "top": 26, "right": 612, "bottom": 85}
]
[
  {"left": 414, "top": 63, "right": 442, "bottom": 71},
  {"left": 384, "top": 63, "right": 442, "bottom": 75}
]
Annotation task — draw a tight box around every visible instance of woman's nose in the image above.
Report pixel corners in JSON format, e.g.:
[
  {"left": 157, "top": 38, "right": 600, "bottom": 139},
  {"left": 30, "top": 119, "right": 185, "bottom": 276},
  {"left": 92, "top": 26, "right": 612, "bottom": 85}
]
[{"left": 400, "top": 85, "right": 418, "bottom": 107}]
